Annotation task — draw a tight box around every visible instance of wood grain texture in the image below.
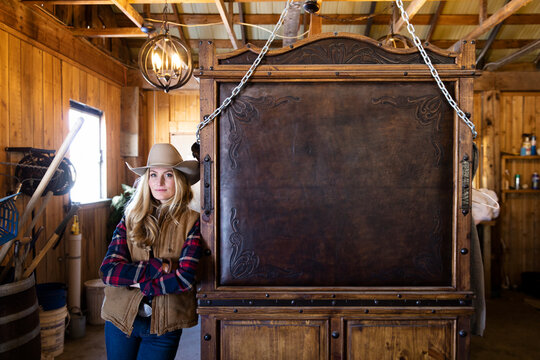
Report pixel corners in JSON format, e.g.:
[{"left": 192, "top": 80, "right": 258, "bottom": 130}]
[
  {"left": 220, "top": 319, "right": 328, "bottom": 360},
  {"left": 475, "top": 91, "right": 540, "bottom": 288},
  {"left": 198, "top": 34, "right": 474, "bottom": 359},
  {"left": 0, "top": 27, "right": 125, "bottom": 283},
  {"left": 348, "top": 319, "right": 454, "bottom": 359}
]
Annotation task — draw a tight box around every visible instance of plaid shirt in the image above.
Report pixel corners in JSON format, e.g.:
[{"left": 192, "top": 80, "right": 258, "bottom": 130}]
[{"left": 100, "top": 217, "right": 202, "bottom": 297}]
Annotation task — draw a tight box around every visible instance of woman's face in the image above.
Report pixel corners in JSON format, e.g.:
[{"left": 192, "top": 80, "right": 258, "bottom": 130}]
[{"left": 148, "top": 167, "right": 176, "bottom": 203}]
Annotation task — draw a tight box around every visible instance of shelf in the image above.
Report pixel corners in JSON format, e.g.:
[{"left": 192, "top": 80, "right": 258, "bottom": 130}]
[
  {"left": 501, "top": 154, "right": 540, "bottom": 202},
  {"left": 501, "top": 189, "right": 540, "bottom": 202},
  {"left": 502, "top": 189, "right": 540, "bottom": 194},
  {"left": 501, "top": 155, "right": 540, "bottom": 160}
]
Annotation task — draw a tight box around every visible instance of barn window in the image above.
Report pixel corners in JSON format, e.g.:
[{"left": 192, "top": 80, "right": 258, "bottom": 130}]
[{"left": 68, "top": 100, "right": 106, "bottom": 203}]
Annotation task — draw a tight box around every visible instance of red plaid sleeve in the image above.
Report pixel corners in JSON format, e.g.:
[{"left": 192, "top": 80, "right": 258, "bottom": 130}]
[
  {"left": 139, "top": 220, "right": 202, "bottom": 296},
  {"left": 100, "top": 218, "right": 164, "bottom": 286}
]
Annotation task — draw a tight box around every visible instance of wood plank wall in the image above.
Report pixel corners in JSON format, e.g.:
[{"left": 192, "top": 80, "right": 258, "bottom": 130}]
[
  {"left": 0, "top": 24, "right": 129, "bottom": 288},
  {"left": 144, "top": 90, "right": 200, "bottom": 149},
  {"left": 474, "top": 90, "right": 540, "bottom": 288}
]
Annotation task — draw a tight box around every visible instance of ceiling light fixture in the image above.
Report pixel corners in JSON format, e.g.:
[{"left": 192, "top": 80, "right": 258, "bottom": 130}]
[{"left": 138, "top": 5, "right": 192, "bottom": 93}]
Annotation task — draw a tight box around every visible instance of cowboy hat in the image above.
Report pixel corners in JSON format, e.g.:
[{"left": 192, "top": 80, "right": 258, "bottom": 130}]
[{"left": 126, "top": 143, "right": 199, "bottom": 185}]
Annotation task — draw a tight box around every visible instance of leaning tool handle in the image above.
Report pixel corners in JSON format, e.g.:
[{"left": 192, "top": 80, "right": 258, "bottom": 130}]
[
  {"left": 0, "top": 117, "right": 84, "bottom": 265},
  {"left": 22, "top": 205, "right": 80, "bottom": 279},
  {"left": 0, "top": 192, "right": 53, "bottom": 284}
]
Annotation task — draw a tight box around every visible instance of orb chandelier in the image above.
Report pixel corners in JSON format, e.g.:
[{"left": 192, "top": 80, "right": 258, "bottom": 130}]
[{"left": 138, "top": 21, "right": 192, "bottom": 93}]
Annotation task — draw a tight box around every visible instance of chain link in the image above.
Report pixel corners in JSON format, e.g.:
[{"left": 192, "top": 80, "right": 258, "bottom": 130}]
[
  {"left": 195, "top": 0, "right": 294, "bottom": 143},
  {"left": 394, "top": 0, "right": 477, "bottom": 138}
]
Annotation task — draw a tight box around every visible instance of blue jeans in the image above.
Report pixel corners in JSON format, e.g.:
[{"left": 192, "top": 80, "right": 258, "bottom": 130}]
[{"left": 105, "top": 317, "right": 182, "bottom": 360}]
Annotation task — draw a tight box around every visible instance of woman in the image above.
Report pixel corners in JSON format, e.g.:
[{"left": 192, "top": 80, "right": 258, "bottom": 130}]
[{"left": 100, "top": 143, "right": 201, "bottom": 360}]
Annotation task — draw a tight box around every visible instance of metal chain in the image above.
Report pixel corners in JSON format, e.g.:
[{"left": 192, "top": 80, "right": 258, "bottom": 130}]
[
  {"left": 195, "top": 0, "right": 294, "bottom": 143},
  {"left": 195, "top": 0, "right": 477, "bottom": 141},
  {"left": 394, "top": 0, "right": 477, "bottom": 138}
]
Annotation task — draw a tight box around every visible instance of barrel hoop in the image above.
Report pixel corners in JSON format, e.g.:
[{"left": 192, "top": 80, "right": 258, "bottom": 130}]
[
  {"left": 0, "top": 301, "right": 38, "bottom": 325},
  {"left": 0, "top": 323, "right": 40, "bottom": 353},
  {"left": 0, "top": 276, "right": 34, "bottom": 297}
]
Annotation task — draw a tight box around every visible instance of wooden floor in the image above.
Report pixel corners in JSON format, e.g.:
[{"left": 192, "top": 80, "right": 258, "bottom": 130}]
[{"left": 56, "top": 290, "right": 540, "bottom": 359}]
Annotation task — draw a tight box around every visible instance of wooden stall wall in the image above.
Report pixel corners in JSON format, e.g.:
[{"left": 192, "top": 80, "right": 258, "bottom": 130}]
[
  {"left": 0, "top": 12, "right": 128, "bottom": 286},
  {"left": 144, "top": 90, "right": 200, "bottom": 149},
  {"left": 474, "top": 82, "right": 540, "bottom": 289}
]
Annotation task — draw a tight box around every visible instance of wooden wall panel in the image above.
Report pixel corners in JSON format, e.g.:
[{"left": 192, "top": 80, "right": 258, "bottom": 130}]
[
  {"left": 475, "top": 90, "right": 540, "bottom": 288},
  {"left": 0, "top": 25, "right": 129, "bottom": 285},
  {"left": 169, "top": 92, "right": 200, "bottom": 134},
  {"left": 144, "top": 90, "right": 200, "bottom": 147},
  {"left": 0, "top": 29, "right": 8, "bottom": 194}
]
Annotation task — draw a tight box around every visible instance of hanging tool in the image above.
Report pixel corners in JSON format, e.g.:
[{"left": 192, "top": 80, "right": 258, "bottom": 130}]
[
  {"left": 0, "top": 191, "right": 53, "bottom": 283},
  {"left": 0, "top": 117, "right": 84, "bottom": 265},
  {"left": 13, "top": 226, "right": 45, "bottom": 282},
  {"left": 22, "top": 204, "right": 79, "bottom": 279}
]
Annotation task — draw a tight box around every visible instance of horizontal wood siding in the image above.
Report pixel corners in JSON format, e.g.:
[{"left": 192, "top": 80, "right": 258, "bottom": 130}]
[
  {"left": 475, "top": 90, "right": 540, "bottom": 288},
  {"left": 144, "top": 90, "right": 200, "bottom": 147},
  {"left": 0, "top": 25, "right": 127, "bottom": 285}
]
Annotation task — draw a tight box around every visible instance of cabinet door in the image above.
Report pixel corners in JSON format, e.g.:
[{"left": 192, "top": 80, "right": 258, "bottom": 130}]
[
  {"left": 220, "top": 319, "right": 328, "bottom": 360},
  {"left": 347, "top": 319, "right": 454, "bottom": 359}
]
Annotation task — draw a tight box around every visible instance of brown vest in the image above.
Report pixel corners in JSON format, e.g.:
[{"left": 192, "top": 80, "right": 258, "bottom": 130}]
[{"left": 101, "top": 209, "right": 199, "bottom": 335}]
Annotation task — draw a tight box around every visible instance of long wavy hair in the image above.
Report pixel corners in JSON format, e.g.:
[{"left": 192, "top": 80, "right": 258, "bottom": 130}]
[{"left": 124, "top": 168, "right": 193, "bottom": 249}]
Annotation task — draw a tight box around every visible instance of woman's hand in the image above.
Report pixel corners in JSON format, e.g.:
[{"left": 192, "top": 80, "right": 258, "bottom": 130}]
[{"left": 162, "top": 259, "right": 179, "bottom": 274}]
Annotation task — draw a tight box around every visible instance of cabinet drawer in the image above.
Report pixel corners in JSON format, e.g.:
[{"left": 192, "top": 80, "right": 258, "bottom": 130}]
[
  {"left": 220, "top": 319, "right": 328, "bottom": 360},
  {"left": 347, "top": 319, "right": 454, "bottom": 359}
]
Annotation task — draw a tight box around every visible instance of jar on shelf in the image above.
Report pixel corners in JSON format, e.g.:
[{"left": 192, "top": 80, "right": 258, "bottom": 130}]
[
  {"left": 520, "top": 134, "right": 532, "bottom": 156},
  {"left": 532, "top": 172, "right": 539, "bottom": 190}
]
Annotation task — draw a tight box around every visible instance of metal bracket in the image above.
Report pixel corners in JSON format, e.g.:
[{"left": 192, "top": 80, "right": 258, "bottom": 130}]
[
  {"left": 202, "top": 155, "right": 213, "bottom": 222},
  {"left": 461, "top": 154, "right": 471, "bottom": 215}
]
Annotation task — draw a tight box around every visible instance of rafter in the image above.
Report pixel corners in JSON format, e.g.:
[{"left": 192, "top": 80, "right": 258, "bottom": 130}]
[
  {"left": 364, "top": 1, "right": 377, "bottom": 37},
  {"left": 451, "top": 0, "right": 532, "bottom": 49},
  {"left": 214, "top": 0, "right": 240, "bottom": 49},
  {"left": 110, "top": 0, "right": 144, "bottom": 28},
  {"left": 483, "top": 39, "right": 540, "bottom": 71},
  {"left": 72, "top": 27, "right": 146, "bottom": 37},
  {"left": 123, "top": 38, "right": 538, "bottom": 51},
  {"left": 479, "top": 0, "right": 487, "bottom": 24},
  {"left": 425, "top": 1, "right": 445, "bottom": 42},
  {"left": 394, "top": 0, "right": 428, "bottom": 33},
  {"left": 172, "top": 4, "right": 192, "bottom": 52},
  {"left": 238, "top": 2, "right": 247, "bottom": 45},
  {"left": 115, "top": 13, "right": 540, "bottom": 27}
]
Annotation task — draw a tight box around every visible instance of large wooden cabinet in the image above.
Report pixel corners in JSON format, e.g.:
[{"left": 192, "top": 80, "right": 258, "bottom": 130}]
[{"left": 196, "top": 33, "right": 476, "bottom": 359}]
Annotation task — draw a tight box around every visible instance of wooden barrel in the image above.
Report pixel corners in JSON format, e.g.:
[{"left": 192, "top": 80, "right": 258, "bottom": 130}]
[{"left": 0, "top": 275, "right": 41, "bottom": 360}]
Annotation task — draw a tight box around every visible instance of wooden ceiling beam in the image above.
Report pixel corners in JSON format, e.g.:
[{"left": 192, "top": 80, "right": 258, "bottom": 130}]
[
  {"left": 72, "top": 27, "right": 146, "bottom": 37},
  {"left": 425, "top": 1, "right": 445, "bottom": 42},
  {"left": 172, "top": 4, "right": 192, "bottom": 52},
  {"left": 364, "top": 1, "right": 377, "bottom": 37},
  {"left": 451, "top": 0, "right": 532, "bottom": 49},
  {"left": 214, "top": 0, "right": 240, "bottom": 49},
  {"left": 394, "top": 0, "right": 428, "bottom": 33},
  {"left": 123, "top": 38, "right": 538, "bottom": 51},
  {"left": 483, "top": 39, "right": 540, "bottom": 71},
  {"left": 479, "top": 0, "right": 487, "bottom": 24},
  {"left": 114, "top": 13, "right": 540, "bottom": 27},
  {"left": 110, "top": 0, "right": 144, "bottom": 28},
  {"left": 238, "top": 2, "right": 247, "bottom": 45}
]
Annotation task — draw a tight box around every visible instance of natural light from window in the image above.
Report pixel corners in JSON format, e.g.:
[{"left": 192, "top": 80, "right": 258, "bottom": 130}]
[{"left": 69, "top": 103, "right": 106, "bottom": 203}]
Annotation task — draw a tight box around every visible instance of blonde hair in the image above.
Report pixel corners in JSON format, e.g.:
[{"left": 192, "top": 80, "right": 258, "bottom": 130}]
[{"left": 125, "top": 168, "right": 193, "bottom": 248}]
